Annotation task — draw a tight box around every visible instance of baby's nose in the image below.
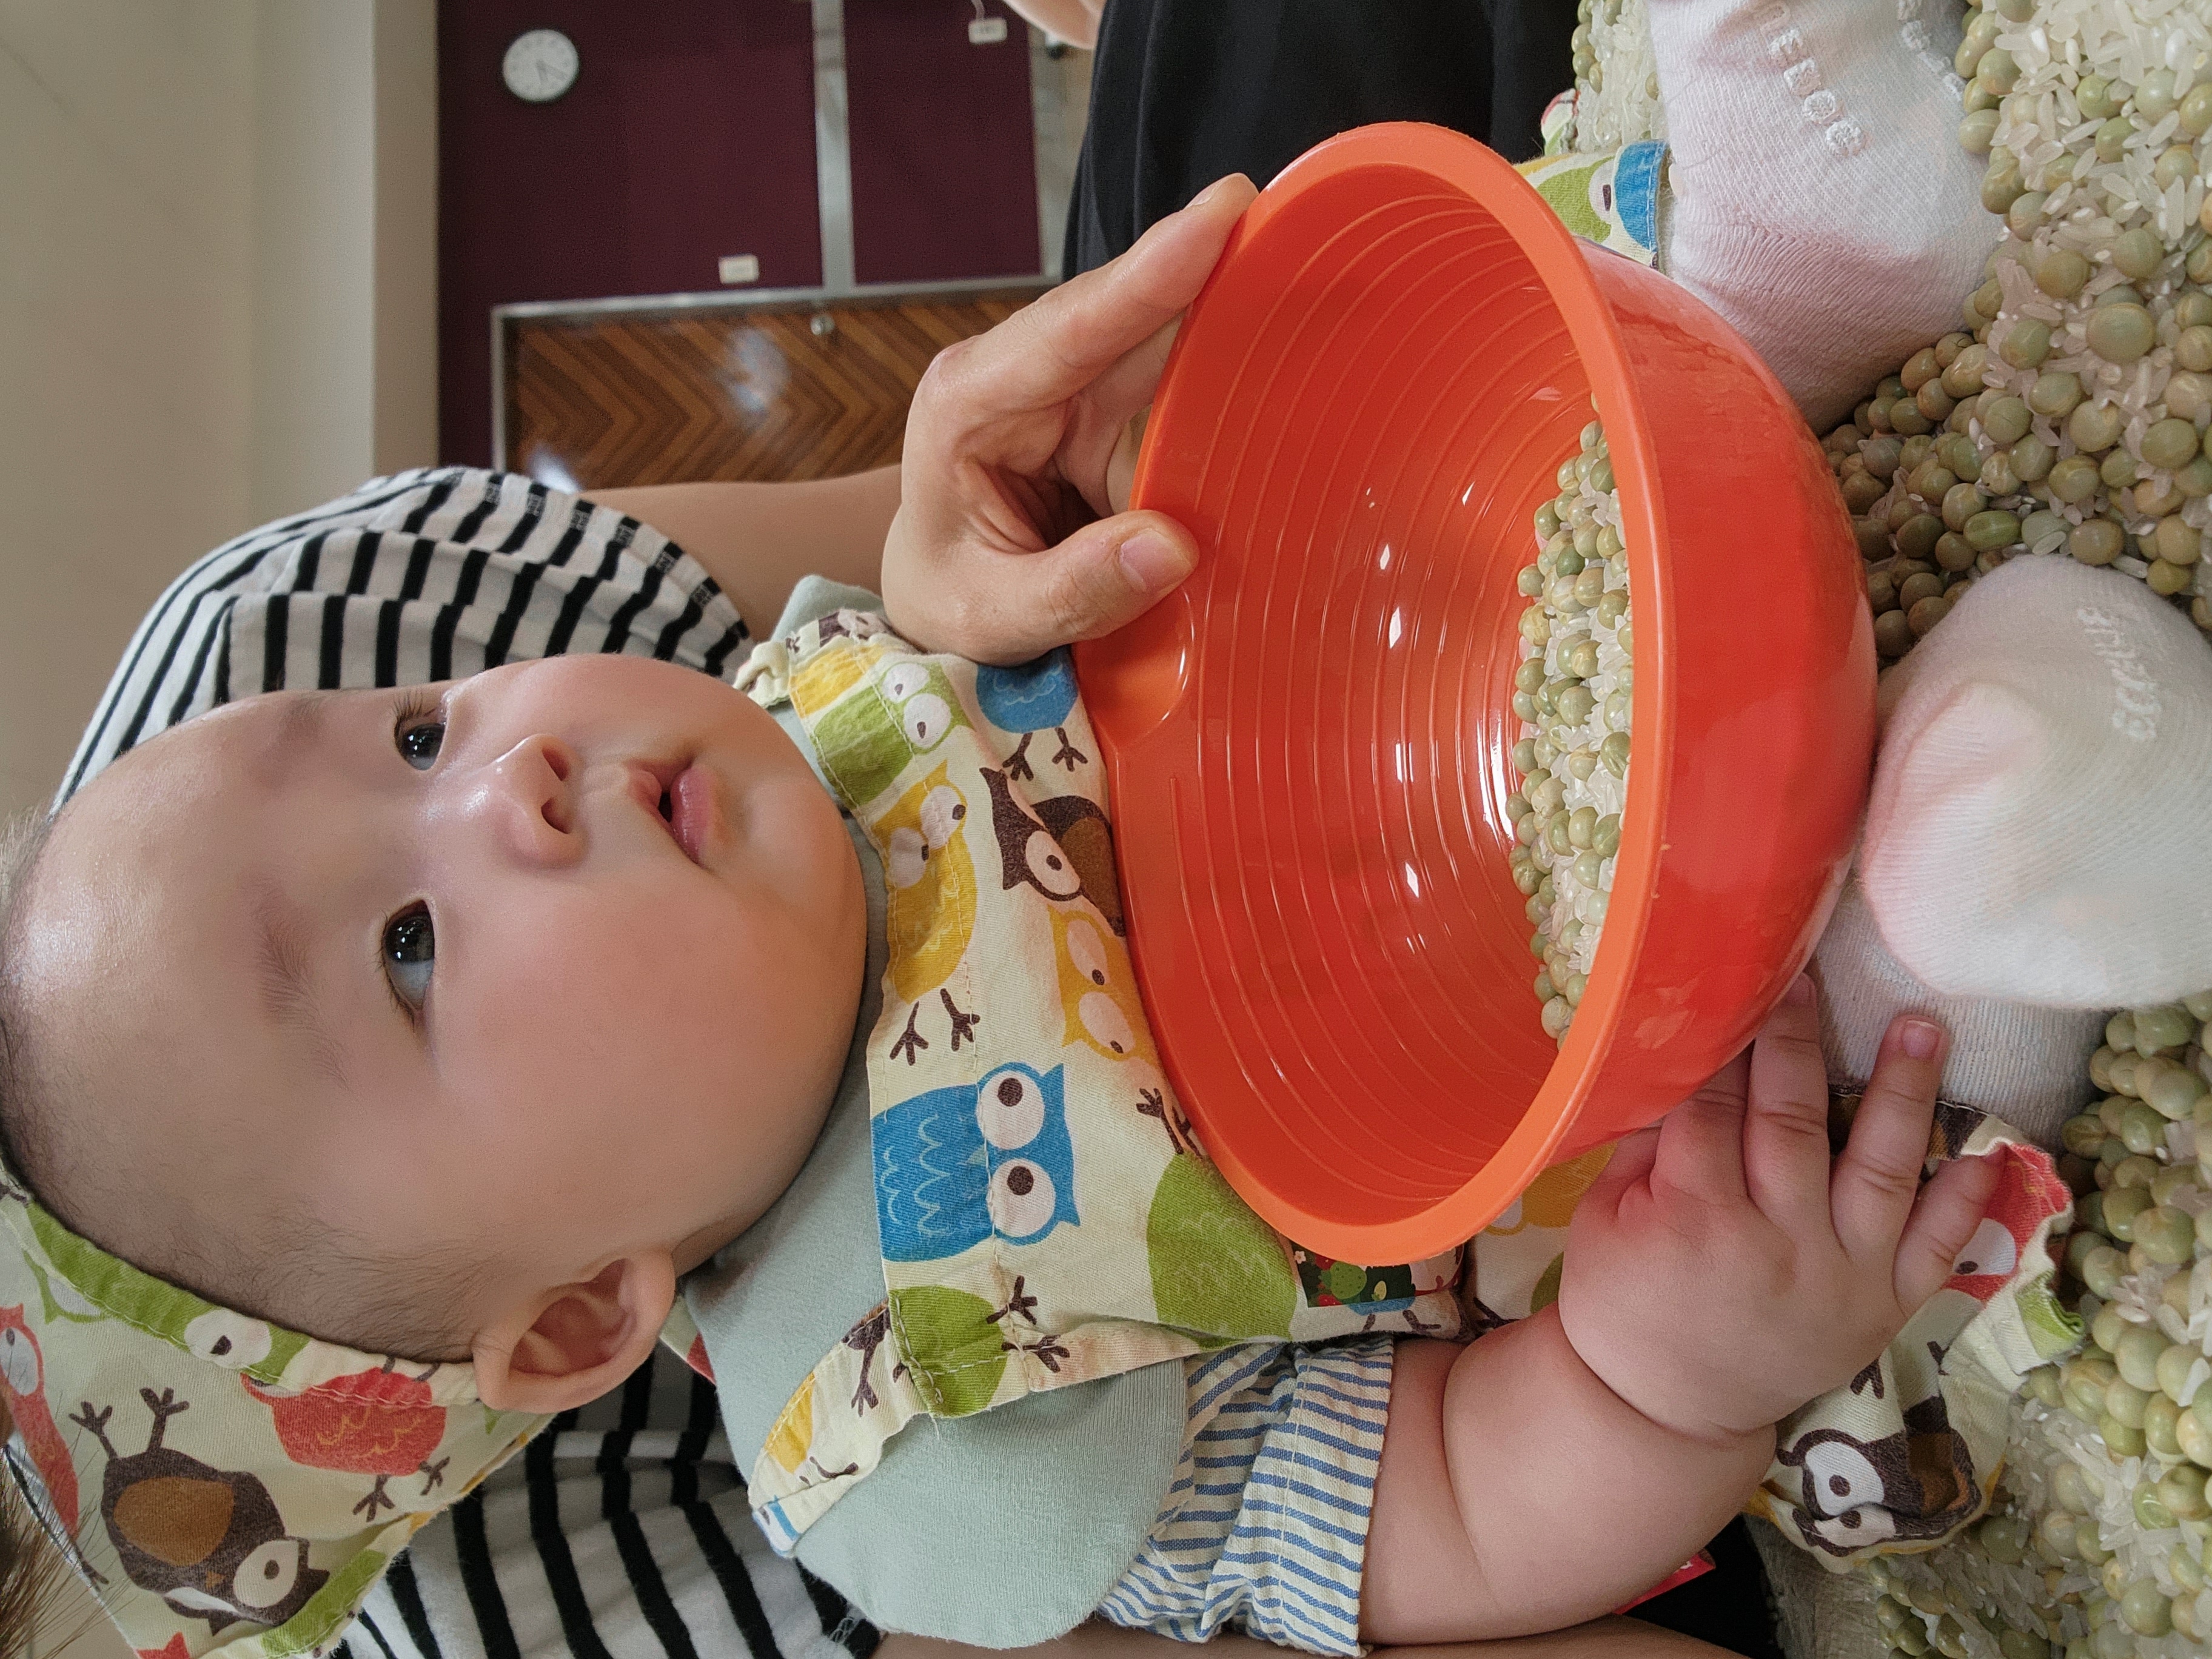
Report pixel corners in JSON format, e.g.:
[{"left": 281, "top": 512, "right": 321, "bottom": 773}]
[{"left": 473, "top": 734, "right": 582, "bottom": 866}]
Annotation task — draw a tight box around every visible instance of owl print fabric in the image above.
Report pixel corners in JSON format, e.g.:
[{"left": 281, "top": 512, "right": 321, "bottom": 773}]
[
  {"left": 736, "top": 612, "right": 1463, "bottom": 1553},
  {"left": 0, "top": 1164, "right": 547, "bottom": 1659}
]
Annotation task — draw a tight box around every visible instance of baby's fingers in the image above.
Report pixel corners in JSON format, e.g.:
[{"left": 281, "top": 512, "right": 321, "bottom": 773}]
[
  {"left": 1894, "top": 1153, "right": 2003, "bottom": 1312},
  {"left": 1743, "top": 976, "right": 1837, "bottom": 1235},
  {"left": 1831, "top": 1015, "right": 1948, "bottom": 1262}
]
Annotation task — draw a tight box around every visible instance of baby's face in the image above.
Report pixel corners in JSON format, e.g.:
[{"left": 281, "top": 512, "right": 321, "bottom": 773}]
[{"left": 18, "top": 655, "right": 865, "bottom": 1350}]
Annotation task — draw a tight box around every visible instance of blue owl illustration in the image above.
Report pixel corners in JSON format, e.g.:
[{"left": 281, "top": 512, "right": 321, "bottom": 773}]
[
  {"left": 974, "top": 649, "right": 1086, "bottom": 779},
  {"left": 873, "top": 1062, "right": 1081, "bottom": 1262}
]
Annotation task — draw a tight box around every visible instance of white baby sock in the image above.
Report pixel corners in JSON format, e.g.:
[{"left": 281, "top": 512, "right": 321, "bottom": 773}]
[
  {"left": 1649, "top": 0, "right": 1999, "bottom": 428},
  {"left": 1862, "top": 556, "right": 2212, "bottom": 1010},
  {"left": 1815, "top": 873, "right": 2105, "bottom": 1147}
]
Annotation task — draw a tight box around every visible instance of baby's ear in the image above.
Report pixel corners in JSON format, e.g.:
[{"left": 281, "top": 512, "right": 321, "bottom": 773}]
[{"left": 472, "top": 1255, "right": 676, "bottom": 1415}]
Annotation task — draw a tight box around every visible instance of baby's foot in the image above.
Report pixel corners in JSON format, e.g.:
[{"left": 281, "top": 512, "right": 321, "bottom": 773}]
[{"left": 1651, "top": 0, "right": 1997, "bottom": 426}]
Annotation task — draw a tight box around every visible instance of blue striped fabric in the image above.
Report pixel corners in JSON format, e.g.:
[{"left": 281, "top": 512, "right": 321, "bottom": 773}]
[{"left": 1096, "top": 1338, "right": 1396, "bottom": 1657}]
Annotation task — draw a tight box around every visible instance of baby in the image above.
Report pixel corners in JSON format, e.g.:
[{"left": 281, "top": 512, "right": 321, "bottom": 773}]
[{"left": 0, "top": 557, "right": 1997, "bottom": 1655}]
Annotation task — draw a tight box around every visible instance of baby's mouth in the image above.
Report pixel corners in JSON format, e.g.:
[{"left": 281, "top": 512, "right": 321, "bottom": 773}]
[
  {"left": 666, "top": 765, "right": 719, "bottom": 866},
  {"left": 627, "top": 759, "right": 711, "bottom": 866}
]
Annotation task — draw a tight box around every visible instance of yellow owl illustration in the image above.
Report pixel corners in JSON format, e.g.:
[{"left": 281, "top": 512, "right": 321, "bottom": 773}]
[
  {"left": 873, "top": 765, "right": 979, "bottom": 1063},
  {"left": 1050, "top": 908, "right": 1155, "bottom": 1065}
]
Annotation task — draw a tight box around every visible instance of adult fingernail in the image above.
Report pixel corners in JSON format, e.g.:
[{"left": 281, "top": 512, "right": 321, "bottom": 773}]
[
  {"left": 1901, "top": 1018, "right": 1942, "bottom": 1061},
  {"left": 1119, "top": 532, "right": 1192, "bottom": 595}
]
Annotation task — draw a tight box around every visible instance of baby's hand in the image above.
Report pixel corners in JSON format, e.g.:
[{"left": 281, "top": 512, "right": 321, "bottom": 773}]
[{"left": 1557, "top": 976, "right": 2000, "bottom": 1447}]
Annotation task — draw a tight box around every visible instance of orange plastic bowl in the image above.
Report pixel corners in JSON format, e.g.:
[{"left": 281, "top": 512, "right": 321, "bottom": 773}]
[{"left": 1073, "top": 124, "right": 1875, "bottom": 1265}]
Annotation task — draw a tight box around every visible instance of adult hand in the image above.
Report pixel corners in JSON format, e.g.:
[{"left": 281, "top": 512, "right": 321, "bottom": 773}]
[
  {"left": 881, "top": 173, "right": 1257, "bottom": 665},
  {"left": 1557, "top": 978, "right": 1998, "bottom": 1445}
]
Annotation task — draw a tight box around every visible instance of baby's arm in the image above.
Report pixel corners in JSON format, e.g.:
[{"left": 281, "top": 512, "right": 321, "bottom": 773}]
[{"left": 1359, "top": 980, "right": 2000, "bottom": 1643}]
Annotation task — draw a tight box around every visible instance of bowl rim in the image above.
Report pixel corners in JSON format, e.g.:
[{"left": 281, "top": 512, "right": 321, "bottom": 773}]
[{"left": 1119, "top": 122, "right": 1679, "bottom": 1260}]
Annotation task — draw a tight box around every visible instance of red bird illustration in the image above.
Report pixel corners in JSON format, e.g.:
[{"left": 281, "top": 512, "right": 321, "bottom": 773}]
[
  {"left": 1945, "top": 1147, "right": 2068, "bottom": 1305},
  {"left": 0, "top": 1304, "right": 78, "bottom": 1534},
  {"left": 244, "top": 1364, "right": 450, "bottom": 1518}
]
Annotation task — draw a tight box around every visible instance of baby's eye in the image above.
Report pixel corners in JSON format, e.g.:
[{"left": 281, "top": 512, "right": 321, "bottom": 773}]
[
  {"left": 397, "top": 720, "right": 444, "bottom": 770},
  {"left": 394, "top": 692, "right": 446, "bottom": 770},
  {"left": 383, "top": 905, "right": 435, "bottom": 1011}
]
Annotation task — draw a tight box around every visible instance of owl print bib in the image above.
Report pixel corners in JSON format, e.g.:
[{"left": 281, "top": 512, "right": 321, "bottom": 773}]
[{"left": 731, "top": 611, "right": 1463, "bottom": 1553}]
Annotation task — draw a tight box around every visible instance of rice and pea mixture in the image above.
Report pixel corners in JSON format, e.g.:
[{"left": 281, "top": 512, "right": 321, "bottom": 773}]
[
  {"left": 1505, "top": 410, "right": 1631, "bottom": 1044},
  {"left": 1829, "top": 6, "right": 2212, "bottom": 1652},
  {"left": 1552, "top": 0, "right": 2212, "bottom": 1651}
]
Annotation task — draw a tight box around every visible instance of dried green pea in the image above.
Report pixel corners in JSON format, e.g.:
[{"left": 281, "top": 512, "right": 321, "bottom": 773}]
[
  {"left": 2147, "top": 1065, "right": 2207, "bottom": 1118},
  {"left": 1873, "top": 609, "right": 1915, "bottom": 657},
  {"left": 2145, "top": 415, "right": 2203, "bottom": 470},
  {"left": 2137, "top": 67, "right": 2179, "bottom": 121},
  {"left": 2070, "top": 518, "right": 2124, "bottom": 565},
  {"left": 2000, "top": 317, "right": 2052, "bottom": 369},
  {"left": 2108, "top": 1375, "right": 2151, "bottom": 1428},
  {"left": 2011, "top": 443, "right": 2057, "bottom": 494},
  {"left": 1942, "top": 482, "right": 1988, "bottom": 532},
  {"left": 2136, "top": 1002, "right": 2195, "bottom": 1050},
  {"left": 2029, "top": 370, "right": 2082, "bottom": 418},
  {"left": 2149, "top": 1395, "right": 2188, "bottom": 1457},
  {"left": 2062, "top": 1113, "right": 2110, "bottom": 1156},
  {"left": 1980, "top": 395, "right": 2033, "bottom": 445},
  {"left": 2183, "top": 81, "right": 2212, "bottom": 136},
  {"left": 1600, "top": 731, "right": 1629, "bottom": 777},
  {"left": 2111, "top": 225, "right": 2165, "bottom": 280},
  {"left": 1895, "top": 514, "right": 1944, "bottom": 559},
  {"left": 2120, "top": 1583, "right": 2172, "bottom": 1638},
  {"left": 1965, "top": 509, "right": 2021, "bottom": 552},
  {"left": 2162, "top": 1464, "right": 2211, "bottom": 1521},
  {"left": 1909, "top": 458, "right": 1958, "bottom": 500},
  {"left": 2154, "top": 516, "right": 2201, "bottom": 567},
  {"left": 2137, "top": 1205, "right": 2197, "bottom": 1265},
  {"left": 2101, "top": 1413, "right": 2149, "bottom": 1457},
  {"left": 2118, "top": 1098, "right": 2169, "bottom": 1155},
  {"left": 2103, "top": 1182, "right": 2153, "bottom": 1249},
  {"left": 2087, "top": 302, "right": 2157, "bottom": 364},
  {"left": 1933, "top": 532, "right": 1976, "bottom": 572}
]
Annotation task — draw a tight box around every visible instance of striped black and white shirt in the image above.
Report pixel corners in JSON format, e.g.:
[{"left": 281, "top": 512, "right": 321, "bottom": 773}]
[{"left": 60, "top": 468, "right": 880, "bottom": 1659}]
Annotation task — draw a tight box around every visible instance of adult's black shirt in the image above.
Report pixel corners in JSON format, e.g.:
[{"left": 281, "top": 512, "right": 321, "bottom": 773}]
[{"left": 1064, "top": 0, "right": 1579, "bottom": 275}]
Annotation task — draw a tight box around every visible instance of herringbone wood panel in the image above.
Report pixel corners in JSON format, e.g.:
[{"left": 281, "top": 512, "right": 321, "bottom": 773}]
[{"left": 503, "top": 287, "right": 1045, "bottom": 487}]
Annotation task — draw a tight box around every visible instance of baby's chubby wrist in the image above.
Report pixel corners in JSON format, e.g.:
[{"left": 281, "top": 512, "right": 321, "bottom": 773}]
[{"left": 1552, "top": 1278, "right": 1787, "bottom": 1455}]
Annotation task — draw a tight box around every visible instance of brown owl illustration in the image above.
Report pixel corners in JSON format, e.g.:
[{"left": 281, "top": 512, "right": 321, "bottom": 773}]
[
  {"left": 1774, "top": 1394, "right": 1979, "bottom": 1557},
  {"left": 980, "top": 767, "right": 1124, "bottom": 935},
  {"left": 73, "top": 1388, "right": 328, "bottom": 1634}
]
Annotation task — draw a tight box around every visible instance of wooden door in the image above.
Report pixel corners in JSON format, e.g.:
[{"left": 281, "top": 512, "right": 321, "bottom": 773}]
[{"left": 499, "top": 285, "right": 1047, "bottom": 488}]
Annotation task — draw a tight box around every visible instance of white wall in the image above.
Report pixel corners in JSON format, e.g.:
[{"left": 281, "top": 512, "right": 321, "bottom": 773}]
[{"left": 0, "top": 0, "right": 436, "bottom": 822}]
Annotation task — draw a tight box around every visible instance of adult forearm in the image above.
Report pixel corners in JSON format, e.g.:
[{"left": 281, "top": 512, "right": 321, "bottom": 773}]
[
  {"left": 878, "top": 1615, "right": 1747, "bottom": 1659},
  {"left": 1000, "top": 0, "right": 1102, "bottom": 47},
  {"left": 584, "top": 466, "right": 901, "bottom": 638},
  {"left": 1362, "top": 1312, "right": 1772, "bottom": 1644}
]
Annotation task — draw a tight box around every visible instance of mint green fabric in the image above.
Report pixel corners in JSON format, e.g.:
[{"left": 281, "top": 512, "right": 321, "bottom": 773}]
[{"left": 684, "top": 578, "right": 1184, "bottom": 1648}]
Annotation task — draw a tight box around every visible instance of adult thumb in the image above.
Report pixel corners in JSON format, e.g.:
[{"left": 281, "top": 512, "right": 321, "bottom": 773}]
[{"left": 982, "top": 509, "right": 1198, "bottom": 664}]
